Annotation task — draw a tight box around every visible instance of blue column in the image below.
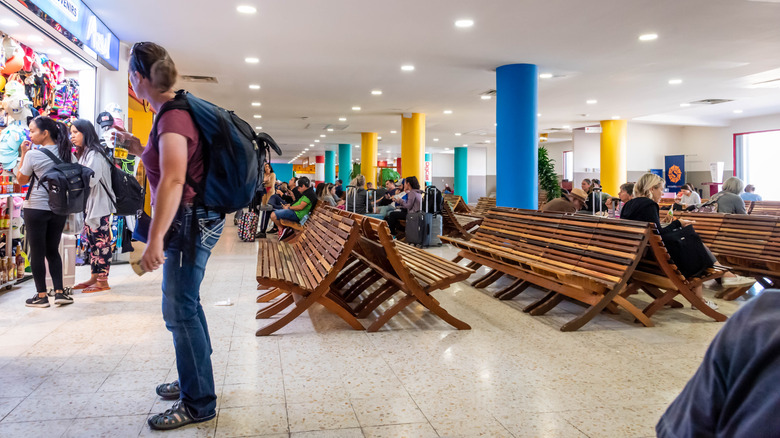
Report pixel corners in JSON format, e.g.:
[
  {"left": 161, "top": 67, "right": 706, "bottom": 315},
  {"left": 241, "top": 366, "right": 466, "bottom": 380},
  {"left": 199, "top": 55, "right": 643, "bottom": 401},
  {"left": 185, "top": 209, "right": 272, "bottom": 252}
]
[
  {"left": 325, "top": 150, "right": 336, "bottom": 183},
  {"left": 338, "top": 144, "right": 352, "bottom": 184},
  {"left": 454, "top": 147, "right": 468, "bottom": 204},
  {"left": 496, "top": 63, "right": 538, "bottom": 209}
]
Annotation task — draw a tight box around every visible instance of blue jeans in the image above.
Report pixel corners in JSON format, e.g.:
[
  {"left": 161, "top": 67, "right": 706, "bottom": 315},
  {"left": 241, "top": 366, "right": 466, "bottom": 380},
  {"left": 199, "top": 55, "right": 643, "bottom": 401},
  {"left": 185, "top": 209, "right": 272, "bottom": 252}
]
[
  {"left": 162, "top": 207, "right": 225, "bottom": 419},
  {"left": 274, "top": 208, "right": 300, "bottom": 223}
]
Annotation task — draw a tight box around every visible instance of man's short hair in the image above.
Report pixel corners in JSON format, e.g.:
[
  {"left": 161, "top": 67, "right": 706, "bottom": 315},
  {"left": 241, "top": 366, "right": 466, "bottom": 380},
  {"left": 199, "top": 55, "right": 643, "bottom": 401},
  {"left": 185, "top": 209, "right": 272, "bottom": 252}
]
[
  {"left": 297, "top": 176, "right": 310, "bottom": 188},
  {"left": 337, "top": 179, "right": 343, "bottom": 184}
]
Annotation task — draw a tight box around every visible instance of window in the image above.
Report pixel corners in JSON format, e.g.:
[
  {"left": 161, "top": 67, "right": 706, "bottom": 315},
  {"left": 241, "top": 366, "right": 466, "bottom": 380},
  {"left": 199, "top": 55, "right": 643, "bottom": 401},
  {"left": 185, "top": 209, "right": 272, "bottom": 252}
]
[
  {"left": 735, "top": 130, "right": 780, "bottom": 200},
  {"left": 563, "top": 150, "right": 574, "bottom": 182}
]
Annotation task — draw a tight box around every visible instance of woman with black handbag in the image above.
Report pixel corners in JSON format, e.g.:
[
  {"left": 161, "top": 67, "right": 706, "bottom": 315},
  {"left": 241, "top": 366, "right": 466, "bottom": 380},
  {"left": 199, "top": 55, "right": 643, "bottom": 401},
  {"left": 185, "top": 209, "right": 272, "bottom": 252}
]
[{"left": 621, "top": 173, "right": 755, "bottom": 311}]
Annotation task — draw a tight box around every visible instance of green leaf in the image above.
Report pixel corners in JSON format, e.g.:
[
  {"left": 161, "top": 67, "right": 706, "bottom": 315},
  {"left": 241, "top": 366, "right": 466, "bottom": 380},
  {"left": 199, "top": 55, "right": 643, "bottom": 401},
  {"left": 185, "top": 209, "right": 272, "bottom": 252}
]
[{"left": 538, "top": 146, "right": 561, "bottom": 202}]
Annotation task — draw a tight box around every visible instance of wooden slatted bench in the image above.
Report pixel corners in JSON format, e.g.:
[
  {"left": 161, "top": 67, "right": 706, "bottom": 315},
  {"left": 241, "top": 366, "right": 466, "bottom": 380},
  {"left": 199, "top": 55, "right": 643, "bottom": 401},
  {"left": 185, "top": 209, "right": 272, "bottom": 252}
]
[
  {"left": 440, "top": 208, "right": 655, "bottom": 331},
  {"left": 443, "top": 194, "right": 471, "bottom": 213},
  {"left": 331, "top": 214, "right": 473, "bottom": 332},
  {"left": 676, "top": 211, "right": 780, "bottom": 299},
  {"left": 749, "top": 201, "right": 780, "bottom": 216},
  {"left": 275, "top": 201, "right": 325, "bottom": 239},
  {"left": 471, "top": 197, "right": 497, "bottom": 217},
  {"left": 254, "top": 206, "right": 363, "bottom": 335},
  {"left": 440, "top": 199, "right": 482, "bottom": 239}
]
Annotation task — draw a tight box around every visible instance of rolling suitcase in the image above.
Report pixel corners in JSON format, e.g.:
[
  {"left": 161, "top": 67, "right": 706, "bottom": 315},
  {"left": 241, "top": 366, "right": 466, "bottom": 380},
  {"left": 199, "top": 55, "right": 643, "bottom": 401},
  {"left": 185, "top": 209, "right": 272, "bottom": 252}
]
[
  {"left": 405, "top": 211, "right": 427, "bottom": 246},
  {"left": 45, "top": 234, "right": 76, "bottom": 289},
  {"left": 424, "top": 186, "right": 443, "bottom": 247},
  {"left": 346, "top": 185, "right": 376, "bottom": 214},
  {"left": 238, "top": 210, "right": 259, "bottom": 241}
]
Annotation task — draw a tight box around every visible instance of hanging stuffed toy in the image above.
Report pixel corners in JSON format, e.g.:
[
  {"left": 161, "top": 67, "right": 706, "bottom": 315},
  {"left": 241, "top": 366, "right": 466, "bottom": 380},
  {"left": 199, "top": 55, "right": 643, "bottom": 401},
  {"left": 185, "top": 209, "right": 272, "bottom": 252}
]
[
  {"left": 1, "top": 37, "right": 24, "bottom": 75},
  {"left": 0, "top": 95, "right": 33, "bottom": 171}
]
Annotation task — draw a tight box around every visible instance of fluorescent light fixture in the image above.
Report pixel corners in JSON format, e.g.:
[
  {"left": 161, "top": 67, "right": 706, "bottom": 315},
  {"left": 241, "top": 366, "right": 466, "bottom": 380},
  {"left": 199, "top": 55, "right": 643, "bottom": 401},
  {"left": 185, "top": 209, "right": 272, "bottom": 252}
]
[
  {"left": 309, "top": 144, "right": 315, "bottom": 147},
  {"left": 320, "top": 134, "right": 326, "bottom": 137},
  {"left": 612, "top": 115, "right": 620, "bottom": 120},
  {"left": 733, "top": 109, "right": 743, "bottom": 114},
  {"left": 327, "top": 128, "right": 334, "bottom": 132},
  {"left": 481, "top": 95, "right": 492, "bottom": 100},
  {"left": 245, "top": 57, "right": 260, "bottom": 64},
  {"left": 563, "top": 125, "right": 571, "bottom": 129},
  {"left": 390, "top": 130, "right": 397, "bottom": 134},
  {"left": 537, "top": 113, "right": 541, "bottom": 117},
  {"left": 371, "top": 90, "right": 382, "bottom": 95},
  {"left": 355, "top": 145, "right": 360, "bottom": 147},
  {"left": 639, "top": 33, "right": 658, "bottom": 41},
  {"left": 668, "top": 79, "right": 683, "bottom": 85},
  {"left": 352, "top": 106, "right": 361, "bottom": 111},
  {"left": 237, "top": 5, "right": 257, "bottom": 14},
  {"left": 255, "top": 126, "right": 262, "bottom": 130},
  {"left": 304, "top": 149, "right": 309, "bottom": 151},
  {"left": 455, "top": 19, "right": 474, "bottom": 28},
  {"left": 378, "top": 136, "right": 382, "bottom": 139},
  {"left": 680, "top": 103, "right": 691, "bottom": 107},
  {"left": 586, "top": 99, "right": 598, "bottom": 104},
  {"left": 445, "top": 148, "right": 450, "bottom": 150},
  {"left": 401, "top": 65, "right": 415, "bottom": 71},
  {"left": 251, "top": 102, "right": 261, "bottom": 106},
  {"left": 249, "top": 84, "right": 261, "bottom": 90},
  {"left": 386, "top": 150, "right": 391, "bottom": 153},
  {"left": 455, "top": 133, "right": 461, "bottom": 136},
  {"left": 463, "top": 144, "right": 468, "bottom": 147},
  {"left": 539, "top": 73, "right": 553, "bottom": 79},
  {"left": 443, "top": 110, "right": 453, "bottom": 114},
  {"left": 253, "top": 115, "right": 262, "bottom": 119},
  {"left": 433, "top": 138, "right": 439, "bottom": 141},
  {"left": 485, "top": 140, "right": 491, "bottom": 143},
  {"left": 339, "top": 117, "right": 347, "bottom": 121},
  {"left": 314, "top": 140, "right": 320, "bottom": 143}
]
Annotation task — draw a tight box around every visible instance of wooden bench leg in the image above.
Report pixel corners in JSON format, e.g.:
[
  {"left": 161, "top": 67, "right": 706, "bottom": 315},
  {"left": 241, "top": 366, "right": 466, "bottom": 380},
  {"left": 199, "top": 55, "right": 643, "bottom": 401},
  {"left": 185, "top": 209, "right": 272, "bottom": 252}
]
[
  {"left": 344, "top": 271, "right": 383, "bottom": 302},
  {"left": 415, "top": 296, "right": 471, "bottom": 331},
  {"left": 641, "top": 284, "right": 684, "bottom": 308},
  {"left": 611, "top": 295, "right": 654, "bottom": 327},
  {"left": 367, "top": 295, "right": 418, "bottom": 332},
  {"left": 326, "top": 291, "right": 357, "bottom": 316},
  {"left": 255, "top": 298, "right": 312, "bottom": 336},
  {"left": 257, "top": 288, "right": 284, "bottom": 303},
  {"left": 494, "top": 280, "right": 530, "bottom": 300},
  {"left": 317, "top": 296, "right": 365, "bottom": 331},
  {"left": 452, "top": 255, "right": 463, "bottom": 263},
  {"left": 332, "top": 260, "right": 367, "bottom": 291},
  {"left": 720, "top": 285, "right": 753, "bottom": 301},
  {"left": 471, "top": 269, "right": 504, "bottom": 288},
  {"left": 466, "top": 261, "right": 481, "bottom": 270},
  {"left": 256, "top": 294, "right": 295, "bottom": 319},
  {"left": 525, "top": 292, "right": 562, "bottom": 315},
  {"left": 354, "top": 282, "right": 399, "bottom": 318}
]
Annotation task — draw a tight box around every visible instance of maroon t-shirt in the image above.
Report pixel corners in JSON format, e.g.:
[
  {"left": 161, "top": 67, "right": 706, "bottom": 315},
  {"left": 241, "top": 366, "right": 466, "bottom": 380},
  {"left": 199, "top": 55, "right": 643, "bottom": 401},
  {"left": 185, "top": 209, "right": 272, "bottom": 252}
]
[{"left": 141, "top": 108, "right": 203, "bottom": 206}]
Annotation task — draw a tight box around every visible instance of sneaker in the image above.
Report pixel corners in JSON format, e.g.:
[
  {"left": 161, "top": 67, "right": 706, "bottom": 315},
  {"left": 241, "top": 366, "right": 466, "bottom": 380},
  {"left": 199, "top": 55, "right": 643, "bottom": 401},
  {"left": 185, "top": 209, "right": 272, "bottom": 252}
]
[
  {"left": 25, "top": 292, "right": 50, "bottom": 308},
  {"left": 279, "top": 227, "right": 294, "bottom": 241},
  {"left": 54, "top": 288, "right": 74, "bottom": 306},
  {"left": 277, "top": 227, "right": 286, "bottom": 241},
  {"left": 722, "top": 275, "right": 756, "bottom": 288},
  {"left": 692, "top": 299, "right": 719, "bottom": 311},
  {"left": 255, "top": 232, "right": 266, "bottom": 239}
]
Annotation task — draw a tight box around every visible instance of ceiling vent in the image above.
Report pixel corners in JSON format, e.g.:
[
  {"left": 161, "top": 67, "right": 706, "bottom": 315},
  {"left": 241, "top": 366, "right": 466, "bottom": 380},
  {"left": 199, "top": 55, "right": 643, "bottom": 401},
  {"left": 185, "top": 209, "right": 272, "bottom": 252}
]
[
  {"left": 481, "top": 89, "right": 497, "bottom": 97},
  {"left": 304, "top": 123, "right": 349, "bottom": 131},
  {"left": 179, "top": 75, "right": 218, "bottom": 84},
  {"left": 689, "top": 98, "right": 733, "bottom": 105}
]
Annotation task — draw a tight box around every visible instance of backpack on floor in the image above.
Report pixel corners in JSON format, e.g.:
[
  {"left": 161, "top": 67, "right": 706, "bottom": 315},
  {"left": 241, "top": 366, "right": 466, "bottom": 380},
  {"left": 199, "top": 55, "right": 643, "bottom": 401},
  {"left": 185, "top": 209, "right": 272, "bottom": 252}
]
[
  {"left": 29, "top": 148, "right": 93, "bottom": 216},
  {"left": 154, "top": 90, "right": 282, "bottom": 214}
]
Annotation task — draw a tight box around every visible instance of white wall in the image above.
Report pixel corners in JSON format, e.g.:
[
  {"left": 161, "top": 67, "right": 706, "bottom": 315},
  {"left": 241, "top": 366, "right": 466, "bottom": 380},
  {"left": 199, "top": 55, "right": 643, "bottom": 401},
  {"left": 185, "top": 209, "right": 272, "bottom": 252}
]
[
  {"left": 572, "top": 129, "right": 600, "bottom": 172},
  {"left": 626, "top": 123, "right": 682, "bottom": 171},
  {"left": 468, "top": 147, "right": 487, "bottom": 176},
  {"left": 97, "top": 42, "right": 131, "bottom": 124},
  {"left": 431, "top": 153, "right": 454, "bottom": 177},
  {"left": 542, "top": 141, "right": 571, "bottom": 175}
]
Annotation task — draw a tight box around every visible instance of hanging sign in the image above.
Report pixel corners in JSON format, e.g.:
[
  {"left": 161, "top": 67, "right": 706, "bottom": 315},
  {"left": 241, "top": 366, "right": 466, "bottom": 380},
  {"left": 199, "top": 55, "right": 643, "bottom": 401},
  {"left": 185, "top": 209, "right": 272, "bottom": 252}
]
[
  {"left": 23, "top": 0, "right": 121, "bottom": 70},
  {"left": 664, "top": 155, "right": 685, "bottom": 192},
  {"left": 424, "top": 153, "right": 432, "bottom": 185}
]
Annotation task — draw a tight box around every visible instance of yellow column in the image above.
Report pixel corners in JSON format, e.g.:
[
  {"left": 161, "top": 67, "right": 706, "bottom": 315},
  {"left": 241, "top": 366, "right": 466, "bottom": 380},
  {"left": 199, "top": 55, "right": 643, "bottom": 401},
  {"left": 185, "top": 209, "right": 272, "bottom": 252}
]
[
  {"left": 401, "top": 113, "right": 425, "bottom": 180},
  {"left": 599, "top": 120, "right": 627, "bottom": 196},
  {"left": 361, "top": 132, "right": 378, "bottom": 187}
]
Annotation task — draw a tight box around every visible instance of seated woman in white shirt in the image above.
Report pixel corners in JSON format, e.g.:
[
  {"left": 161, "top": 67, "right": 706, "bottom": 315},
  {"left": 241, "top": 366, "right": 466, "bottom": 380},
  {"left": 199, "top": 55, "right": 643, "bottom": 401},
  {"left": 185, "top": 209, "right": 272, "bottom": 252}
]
[{"left": 676, "top": 183, "right": 702, "bottom": 207}]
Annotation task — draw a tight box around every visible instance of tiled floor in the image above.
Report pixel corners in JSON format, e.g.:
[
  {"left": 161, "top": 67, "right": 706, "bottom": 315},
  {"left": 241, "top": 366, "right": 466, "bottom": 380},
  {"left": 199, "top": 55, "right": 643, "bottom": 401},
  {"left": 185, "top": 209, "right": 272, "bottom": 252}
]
[{"left": 0, "top": 223, "right": 748, "bottom": 437}]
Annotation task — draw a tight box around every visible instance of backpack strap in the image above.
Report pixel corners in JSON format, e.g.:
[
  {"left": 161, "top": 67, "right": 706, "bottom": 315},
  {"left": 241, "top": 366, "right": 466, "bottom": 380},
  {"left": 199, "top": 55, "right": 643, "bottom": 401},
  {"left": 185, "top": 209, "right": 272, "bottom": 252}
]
[
  {"left": 26, "top": 148, "right": 64, "bottom": 200},
  {"left": 38, "top": 147, "right": 63, "bottom": 165}
]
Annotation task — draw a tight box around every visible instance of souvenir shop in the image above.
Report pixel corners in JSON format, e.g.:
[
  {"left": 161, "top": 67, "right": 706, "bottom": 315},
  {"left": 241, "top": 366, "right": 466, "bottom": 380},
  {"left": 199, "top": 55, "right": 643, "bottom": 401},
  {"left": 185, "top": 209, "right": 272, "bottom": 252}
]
[{"left": 0, "top": 0, "right": 125, "bottom": 289}]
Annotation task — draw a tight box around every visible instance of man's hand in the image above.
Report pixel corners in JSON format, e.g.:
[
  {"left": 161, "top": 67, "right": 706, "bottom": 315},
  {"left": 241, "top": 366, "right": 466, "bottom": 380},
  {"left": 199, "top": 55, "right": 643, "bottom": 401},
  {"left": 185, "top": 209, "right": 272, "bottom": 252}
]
[{"left": 113, "top": 131, "right": 144, "bottom": 156}]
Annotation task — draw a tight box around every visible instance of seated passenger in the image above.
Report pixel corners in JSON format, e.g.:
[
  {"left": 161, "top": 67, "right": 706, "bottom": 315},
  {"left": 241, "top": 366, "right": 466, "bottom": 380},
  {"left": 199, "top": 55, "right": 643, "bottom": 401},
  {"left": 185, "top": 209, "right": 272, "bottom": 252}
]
[
  {"left": 675, "top": 183, "right": 701, "bottom": 207},
  {"left": 606, "top": 182, "right": 634, "bottom": 215},
  {"left": 580, "top": 178, "right": 592, "bottom": 192},
  {"left": 387, "top": 176, "right": 422, "bottom": 236},
  {"left": 656, "top": 290, "right": 780, "bottom": 438},
  {"left": 443, "top": 184, "right": 454, "bottom": 195},
  {"left": 715, "top": 177, "right": 748, "bottom": 214},
  {"left": 375, "top": 180, "right": 400, "bottom": 218},
  {"left": 541, "top": 188, "right": 587, "bottom": 213},
  {"left": 270, "top": 176, "right": 318, "bottom": 240},
  {"left": 265, "top": 182, "right": 294, "bottom": 209},
  {"left": 318, "top": 183, "right": 340, "bottom": 207},
  {"left": 740, "top": 183, "right": 762, "bottom": 202},
  {"left": 346, "top": 175, "right": 371, "bottom": 214}
]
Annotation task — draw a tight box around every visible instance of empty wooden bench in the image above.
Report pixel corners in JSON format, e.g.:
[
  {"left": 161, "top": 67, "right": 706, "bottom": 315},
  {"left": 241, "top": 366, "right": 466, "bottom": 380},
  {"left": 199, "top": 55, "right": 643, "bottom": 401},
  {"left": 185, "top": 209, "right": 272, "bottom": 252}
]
[
  {"left": 443, "top": 194, "right": 471, "bottom": 213},
  {"left": 331, "top": 214, "right": 473, "bottom": 332},
  {"left": 677, "top": 211, "right": 780, "bottom": 299},
  {"left": 440, "top": 208, "right": 655, "bottom": 331},
  {"left": 749, "top": 201, "right": 780, "bottom": 216},
  {"left": 440, "top": 199, "right": 482, "bottom": 239},
  {"left": 255, "top": 206, "right": 363, "bottom": 335},
  {"left": 471, "top": 197, "right": 497, "bottom": 217}
]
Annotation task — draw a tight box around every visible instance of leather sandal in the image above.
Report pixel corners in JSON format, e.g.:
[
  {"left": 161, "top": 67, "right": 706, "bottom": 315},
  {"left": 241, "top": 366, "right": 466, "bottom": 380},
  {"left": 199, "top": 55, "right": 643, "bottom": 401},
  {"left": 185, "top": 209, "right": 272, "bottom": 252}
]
[
  {"left": 73, "top": 282, "right": 95, "bottom": 290},
  {"left": 82, "top": 285, "right": 110, "bottom": 293},
  {"left": 156, "top": 380, "right": 181, "bottom": 399},
  {"left": 147, "top": 400, "right": 215, "bottom": 430}
]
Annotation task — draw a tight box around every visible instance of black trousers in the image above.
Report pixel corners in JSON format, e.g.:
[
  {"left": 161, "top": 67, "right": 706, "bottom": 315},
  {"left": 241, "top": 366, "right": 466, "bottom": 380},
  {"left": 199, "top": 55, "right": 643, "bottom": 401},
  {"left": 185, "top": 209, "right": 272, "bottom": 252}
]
[
  {"left": 386, "top": 210, "right": 408, "bottom": 235},
  {"left": 24, "top": 208, "right": 67, "bottom": 292}
]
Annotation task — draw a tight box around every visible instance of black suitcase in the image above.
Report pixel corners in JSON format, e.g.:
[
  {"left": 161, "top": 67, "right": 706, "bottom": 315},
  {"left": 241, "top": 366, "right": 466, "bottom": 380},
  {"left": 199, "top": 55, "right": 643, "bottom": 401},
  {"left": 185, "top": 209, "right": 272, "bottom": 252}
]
[
  {"left": 405, "top": 211, "right": 427, "bottom": 246},
  {"left": 424, "top": 186, "right": 443, "bottom": 247}
]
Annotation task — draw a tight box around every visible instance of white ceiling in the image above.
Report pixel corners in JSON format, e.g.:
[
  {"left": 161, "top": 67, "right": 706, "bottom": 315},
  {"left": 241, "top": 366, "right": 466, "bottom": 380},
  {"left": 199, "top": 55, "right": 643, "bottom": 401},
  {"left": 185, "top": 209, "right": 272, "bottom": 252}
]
[{"left": 85, "top": 0, "right": 780, "bottom": 161}]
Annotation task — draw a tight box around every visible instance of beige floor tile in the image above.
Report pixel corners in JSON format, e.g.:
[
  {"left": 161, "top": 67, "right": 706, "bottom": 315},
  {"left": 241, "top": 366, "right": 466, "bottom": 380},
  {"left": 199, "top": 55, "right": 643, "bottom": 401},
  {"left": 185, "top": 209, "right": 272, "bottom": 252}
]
[
  {"left": 77, "top": 389, "right": 157, "bottom": 418},
  {"left": 496, "top": 411, "right": 587, "bottom": 437},
  {"left": 138, "top": 419, "right": 217, "bottom": 438},
  {"left": 0, "top": 397, "right": 24, "bottom": 419},
  {"left": 431, "top": 417, "right": 513, "bottom": 437},
  {"left": 29, "top": 372, "right": 110, "bottom": 397},
  {"left": 220, "top": 383, "right": 285, "bottom": 408},
  {"left": 284, "top": 376, "right": 350, "bottom": 404},
  {"left": 362, "top": 422, "right": 438, "bottom": 438},
  {"left": 291, "top": 428, "right": 364, "bottom": 437},
  {"left": 0, "top": 419, "right": 73, "bottom": 437},
  {"left": 351, "top": 395, "right": 427, "bottom": 427},
  {"left": 562, "top": 404, "right": 668, "bottom": 438},
  {"left": 215, "top": 404, "right": 288, "bottom": 437},
  {"left": 97, "top": 369, "right": 170, "bottom": 393},
  {"left": 286, "top": 400, "right": 359, "bottom": 433},
  {"left": 64, "top": 414, "right": 146, "bottom": 438},
  {"left": 4, "top": 392, "right": 93, "bottom": 422}
]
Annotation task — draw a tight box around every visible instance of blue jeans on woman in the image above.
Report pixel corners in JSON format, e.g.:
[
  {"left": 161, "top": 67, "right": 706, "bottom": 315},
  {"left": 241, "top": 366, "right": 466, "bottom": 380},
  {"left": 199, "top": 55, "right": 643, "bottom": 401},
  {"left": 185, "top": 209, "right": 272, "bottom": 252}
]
[{"left": 161, "top": 206, "right": 225, "bottom": 420}]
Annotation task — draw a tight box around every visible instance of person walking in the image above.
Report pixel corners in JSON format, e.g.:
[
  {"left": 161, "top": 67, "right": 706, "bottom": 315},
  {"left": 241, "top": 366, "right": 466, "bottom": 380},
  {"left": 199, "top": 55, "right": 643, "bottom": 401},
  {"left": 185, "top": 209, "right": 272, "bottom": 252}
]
[
  {"left": 117, "top": 42, "right": 225, "bottom": 430},
  {"left": 15, "top": 116, "right": 75, "bottom": 307},
  {"left": 71, "top": 119, "right": 115, "bottom": 293}
]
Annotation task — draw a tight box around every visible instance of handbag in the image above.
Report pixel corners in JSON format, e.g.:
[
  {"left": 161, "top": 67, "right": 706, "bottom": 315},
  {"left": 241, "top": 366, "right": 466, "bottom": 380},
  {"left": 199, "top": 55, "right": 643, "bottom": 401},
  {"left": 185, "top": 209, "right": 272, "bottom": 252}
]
[{"left": 661, "top": 223, "right": 717, "bottom": 277}]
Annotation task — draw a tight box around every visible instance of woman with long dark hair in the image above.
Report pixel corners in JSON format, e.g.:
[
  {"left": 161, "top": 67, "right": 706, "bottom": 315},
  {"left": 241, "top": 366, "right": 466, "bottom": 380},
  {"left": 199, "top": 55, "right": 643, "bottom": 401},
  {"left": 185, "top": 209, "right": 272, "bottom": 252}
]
[
  {"left": 71, "top": 119, "right": 115, "bottom": 293},
  {"left": 14, "top": 116, "right": 75, "bottom": 307},
  {"left": 115, "top": 41, "right": 225, "bottom": 430},
  {"left": 261, "top": 161, "right": 276, "bottom": 205}
]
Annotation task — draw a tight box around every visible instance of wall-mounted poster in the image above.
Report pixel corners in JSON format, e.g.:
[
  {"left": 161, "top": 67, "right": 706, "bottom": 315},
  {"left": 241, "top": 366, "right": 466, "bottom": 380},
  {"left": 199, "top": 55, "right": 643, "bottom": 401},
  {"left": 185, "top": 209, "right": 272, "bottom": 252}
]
[{"left": 664, "top": 155, "right": 685, "bottom": 192}]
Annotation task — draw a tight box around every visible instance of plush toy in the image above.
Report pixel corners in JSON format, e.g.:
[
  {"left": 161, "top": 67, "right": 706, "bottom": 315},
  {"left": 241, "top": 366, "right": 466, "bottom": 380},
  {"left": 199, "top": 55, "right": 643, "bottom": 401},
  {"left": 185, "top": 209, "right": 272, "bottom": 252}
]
[
  {"left": 22, "top": 46, "right": 34, "bottom": 72},
  {"left": 1, "top": 37, "right": 24, "bottom": 75},
  {"left": 0, "top": 94, "right": 33, "bottom": 171}
]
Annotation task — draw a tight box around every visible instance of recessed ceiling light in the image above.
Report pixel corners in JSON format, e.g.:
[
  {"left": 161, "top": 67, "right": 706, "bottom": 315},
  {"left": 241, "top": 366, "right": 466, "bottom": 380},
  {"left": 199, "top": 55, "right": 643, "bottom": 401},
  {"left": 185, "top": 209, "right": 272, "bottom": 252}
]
[
  {"left": 339, "top": 117, "right": 347, "bottom": 121},
  {"left": 320, "top": 134, "right": 326, "bottom": 138},
  {"left": 253, "top": 115, "right": 262, "bottom": 119},
  {"left": 539, "top": 73, "right": 554, "bottom": 79},
  {"left": 237, "top": 5, "right": 257, "bottom": 14},
  {"left": 455, "top": 19, "right": 474, "bottom": 28},
  {"left": 251, "top": 102, "right": 261, "bottom": 106},
  {"left": 386, "top": 150, "right": 391, "bottom": 153},
  {"left": 304, "top": 148, "right": 309, "bottom": 151},
  {"left": 485, "top": 140, "right": 491, "bottom": 143},
  {"left": 586, "top": 99, "right": 598, "bottom": 104},
  {"left": 371, "top": 90, "right": 382, "bottom": 95},
  {"left": 390, "top": 130, "right": 397, "bottom": 134},
  {"left": 563, "top": 125, "right": 571, "bottom": 129},
  {"left": 733, "top": 109, "right": 743, "bottom": 114},
  {"left": 249, "top": 84, "right": 261, "bottom": 90},
  {"left": 0, "top": 19, "right": 19, "bottom": 27},
  {"left": 680, "top": 103, "right": 691, "bottom": 107},
  {"left": 401, "top": 65, "right": 415, "bottom": 72},
  {"left": 537, "top": 113, "right": 541, "bottom": 117},
  {"left": 639, "top": 33, "right": 658, "bottom": 41},
  {"left": 355, "top": 145, "right": 360, "bottom": 148},
  {"left": 463, "top": 144, "right": 468, "bottom": 147},
  {"left": 494, "top": 123, "right": 497, "bottom": 127},
  {"left": 352, "top": 106, "right": 361, "bottom": 111},
  {"left": 481, "top": 95, "right": 492, "bottom": 100},
  {"left": 433, "top": 138, "right": 439, "bottom": 142},
  {"left": 668, "top": 79, "right": 683, "bottom": 85},
  {"left": 455, "top": 133, "right": 461, "bottom": 136},
  {"left": 327, "top": 128, "right": 334, "bottom": 132},
  {"left": 256, "top": 126, "right": 262, "bottom": 130},
  {"left": 443, "top": 110, "right": 453, "bottom": 114},
  {"left": 612, "top": 115, "right": 620, "bottom": 120},
  {"left": 315, "top": 140, "right": 320, "bottom": 143},
  {"left": 378, "top": 136, "right": 383, "bottom": 140},
  {"left": 245, "top": 57, "right": 260, "bottom": 64},
  {"left": 309, "top": 144, "right": 315, "bottom": 147}
]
